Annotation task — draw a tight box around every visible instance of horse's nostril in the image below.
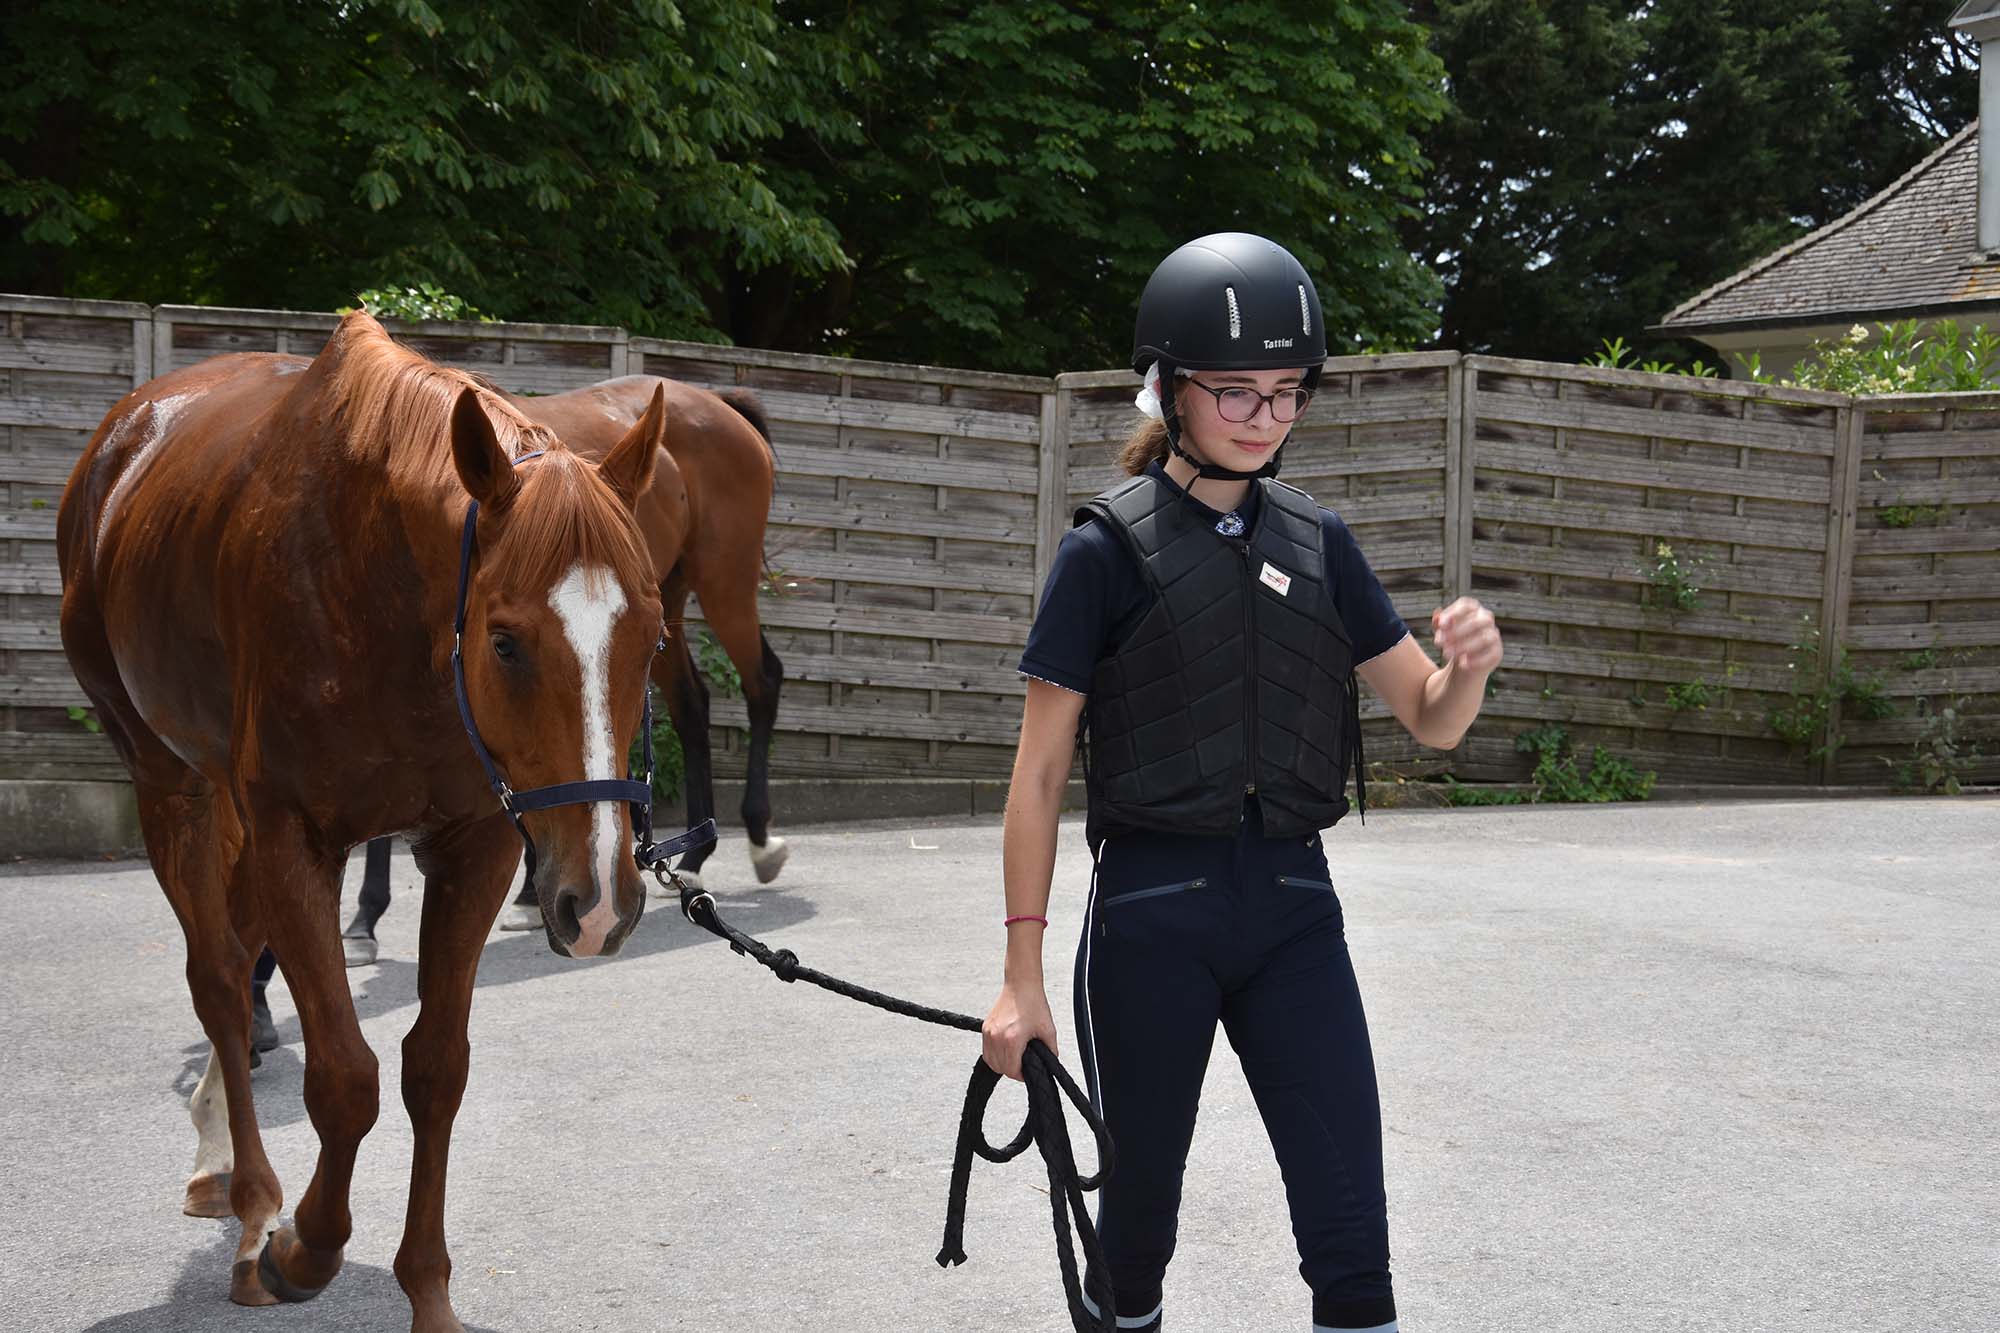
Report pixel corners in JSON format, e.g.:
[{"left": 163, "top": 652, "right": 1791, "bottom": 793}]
[{"left": 553, "top": 890, "right": 582, "bottom": 943}]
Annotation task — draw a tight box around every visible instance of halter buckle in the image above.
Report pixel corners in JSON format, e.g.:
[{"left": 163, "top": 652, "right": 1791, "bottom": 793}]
[{"left": 497, "top": 781, "right": 517, "bottom": 813}]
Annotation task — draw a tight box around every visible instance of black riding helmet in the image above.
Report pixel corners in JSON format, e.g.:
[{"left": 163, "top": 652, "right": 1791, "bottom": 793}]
[{"left": 1132, "top": 232, "right": 1327, "bottom": 481}]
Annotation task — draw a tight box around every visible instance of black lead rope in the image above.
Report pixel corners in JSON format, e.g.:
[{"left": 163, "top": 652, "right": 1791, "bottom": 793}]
[{"left": 667, "top": 879, "right": 1118, "bottom": 1333}]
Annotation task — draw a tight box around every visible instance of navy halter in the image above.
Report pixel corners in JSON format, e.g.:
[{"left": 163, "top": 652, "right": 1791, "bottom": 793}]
[{"left": 449, "top": 451, "right": 714, "bottom": 905}]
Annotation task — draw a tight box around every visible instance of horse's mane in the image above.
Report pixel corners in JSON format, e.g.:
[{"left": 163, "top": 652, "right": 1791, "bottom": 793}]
[
  {"left": 317, "top": 312, "right": 650, "bottom": 596},
  {"left": 317, "top": 312, "right": 557, "bottom": 483}
]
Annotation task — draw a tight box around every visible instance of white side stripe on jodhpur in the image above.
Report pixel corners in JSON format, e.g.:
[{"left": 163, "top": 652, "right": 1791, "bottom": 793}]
[
  {"left": 1080, "top": 1286, "right": 1163, "bottom": 1329},
  {"left": 1081, "top": 839, "right": 1106, "bottom": 1117}
]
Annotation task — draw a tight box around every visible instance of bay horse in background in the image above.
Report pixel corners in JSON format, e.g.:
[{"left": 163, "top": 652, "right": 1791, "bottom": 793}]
[
  {"left": 59, "top": 311, "right": 667, "bottom": 1332},
  {"left": 512, "top": 375, "right": 789, "bottom": 893}
]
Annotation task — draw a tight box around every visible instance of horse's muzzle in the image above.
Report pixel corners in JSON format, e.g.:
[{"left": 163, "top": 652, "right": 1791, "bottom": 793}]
[{"left": 542, "top": 879, "right": 643, "bottom": 958}]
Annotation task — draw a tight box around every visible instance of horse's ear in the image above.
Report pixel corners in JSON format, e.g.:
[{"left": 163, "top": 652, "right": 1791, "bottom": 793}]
[
  {"left": 597, "top": 382, "right": 665, "bottom": 509},
  {"left": 449, "top": 387, "right": 520, "bottom": 510}
]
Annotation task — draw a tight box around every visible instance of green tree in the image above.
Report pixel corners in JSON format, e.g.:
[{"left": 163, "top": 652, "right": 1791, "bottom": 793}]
[
  {"left": 744, "top": 1, "right": 1449, "bottom": 372},
  {"left": 1404, "top": 0, "right": 1978, "bottom": 364},
  {"left": 3, "top": 1, "right": 1449, "bottom": 374},
  {"left": 1, "top": 0, "right": 849, "bottom": 337}
]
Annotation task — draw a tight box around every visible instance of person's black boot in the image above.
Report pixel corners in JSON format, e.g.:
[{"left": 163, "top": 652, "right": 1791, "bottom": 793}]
[{"left": 250, "top": 988, "right": 279, "bottom": 1053}]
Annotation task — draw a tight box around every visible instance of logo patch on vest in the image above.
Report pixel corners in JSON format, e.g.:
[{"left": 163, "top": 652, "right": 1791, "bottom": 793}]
[{"left": 1259, "top": 562, "right": 1292, "bottom": 596}]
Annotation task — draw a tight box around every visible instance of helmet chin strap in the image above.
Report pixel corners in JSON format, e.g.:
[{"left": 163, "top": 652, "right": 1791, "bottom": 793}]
[{"left": 1159, "top": 370, "right": 1286, "bottom": 481}]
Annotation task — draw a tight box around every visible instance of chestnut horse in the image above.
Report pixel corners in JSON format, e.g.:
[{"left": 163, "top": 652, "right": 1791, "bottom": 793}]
[
  {"left": 339, "top": 374, "right": 788, "bottom": 950},
  {"left": 58, "top": 312, "right": 665, "bottom": 1331},
  {"left": 511, "top": 376, "right": 789, "bottom": 890}
]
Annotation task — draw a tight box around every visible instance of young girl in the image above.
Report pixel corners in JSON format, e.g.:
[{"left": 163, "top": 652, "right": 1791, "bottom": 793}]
[{"left": 982, "top": 233, "right": 1504, "bottom": 1332}]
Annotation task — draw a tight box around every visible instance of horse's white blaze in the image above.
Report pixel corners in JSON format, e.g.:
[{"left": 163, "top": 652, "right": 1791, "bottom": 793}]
[
  {"left": 549, "top": 562, "right": 628, "bottom": 956},
  {"left": 96, "top": 392, "right": 193, "bottom": 570}
]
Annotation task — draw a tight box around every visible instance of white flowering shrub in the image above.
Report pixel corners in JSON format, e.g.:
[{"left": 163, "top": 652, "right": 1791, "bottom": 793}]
[{"left": 1740, "top": 320, "right": 2000, "bottom": 394}]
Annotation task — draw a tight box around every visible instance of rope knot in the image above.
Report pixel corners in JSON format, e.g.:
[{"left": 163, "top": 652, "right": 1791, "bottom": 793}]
[{"left": 772, "top": 948, "right": 801, "bottom": 982}]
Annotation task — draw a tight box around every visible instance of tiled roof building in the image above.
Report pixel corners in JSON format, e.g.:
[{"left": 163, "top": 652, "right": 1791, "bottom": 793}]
[
  {"left": 1659, "top": 125, "right": 1993, "bottom": 331},
  {"left": 1655, "top": 2, "right": 1997, "bottom": 378}
]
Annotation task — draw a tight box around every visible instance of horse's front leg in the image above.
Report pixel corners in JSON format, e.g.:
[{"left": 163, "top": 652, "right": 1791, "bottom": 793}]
[
  {"left": 394, "top": 824, "right": 517, "bottom": 1333},
  {"left": 251, "top": 811, "right": 378, "bottom": 1302}
]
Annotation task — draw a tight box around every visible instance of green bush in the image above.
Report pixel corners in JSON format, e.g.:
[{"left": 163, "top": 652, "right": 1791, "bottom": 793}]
[
  {"left": 1766, "top": 614, "right": 1898, "bottom": 760},
  {"left": 1642, "top": 541, "right": 1705, "bottom": 613},
  {"left": 627, "top": 630, "right": 746, "bottom": 805},
  {"left": 1443, "top": 725, "right": 1656, "bottom": 805},
  {"left": 1664, "top": 678, "right": 1711, "bottom": 713},
  {"left": 1740, "top": 320, "right": 2000, "bottom": 394},
  {"left": 1585, "top": 337, "right": 1719, "bottom": 379},
  {"left": 341, "top": 283, "right": 491, "bottom": 324},
  {"left": 1891, "top": 692, "right": 1981, "bottom": 796}
]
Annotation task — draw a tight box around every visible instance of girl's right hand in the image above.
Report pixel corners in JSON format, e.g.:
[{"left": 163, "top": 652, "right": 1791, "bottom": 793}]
[{"left": 982, "top": 980, "right": 1059, "bottom": 1082}]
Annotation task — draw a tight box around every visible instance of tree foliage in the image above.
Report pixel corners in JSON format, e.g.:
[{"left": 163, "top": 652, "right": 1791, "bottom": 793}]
[
  {"left": 1, "top": 0, "right": 1445, "bottom": 373},
  {"left": 1404, "top": 0, "right": 1979, "bottom": 364},
  {"left": 7, "top": 2, "right": 1979, "bottom": 373},
  {"left": 1, "top": 1, "right": 849, "bottom": 339},
  {"left": 745, "top": 1, "right": 1447, "bottom": 370}
]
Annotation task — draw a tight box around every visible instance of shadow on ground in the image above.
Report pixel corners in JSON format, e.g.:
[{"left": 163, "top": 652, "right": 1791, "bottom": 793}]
[
  {"left": 173, "top": 883, "right": 814, "bottom": 1134},
  {"left": 77, "top": 1228, "right": 502, "bottom": 1333}
]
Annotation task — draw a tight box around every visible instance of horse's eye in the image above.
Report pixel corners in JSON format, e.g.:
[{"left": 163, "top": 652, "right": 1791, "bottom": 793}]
[{"left": 491, "top": 632, "right": 518, "bottom": 662}]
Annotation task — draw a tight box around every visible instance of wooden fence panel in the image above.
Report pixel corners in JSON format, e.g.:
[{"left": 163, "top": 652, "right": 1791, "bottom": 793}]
[
  {"left": 5, "top": 297, "right": 1995, "bottom": 796},
  {"left": 631, "top": 337, "right": 1054, "bottom": 780},
  {"left": 1834, "top": 393, "right": 2000, "bottom": 785},
  {"left": 1457, "top": 355, "right": 1855, "bottom": 785},
  {"left": 155, "top": 305, "right": 628, "bottom": 394},
  {"left": 1, "top": 296, "right": 151, "bottom": 780}
]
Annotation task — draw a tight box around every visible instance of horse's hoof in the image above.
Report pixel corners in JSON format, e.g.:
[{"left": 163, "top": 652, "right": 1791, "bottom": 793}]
[
  {"left": 182, "top": 1171, "right": 232, "bottom": 1218},
  {"left": 653, "top": 868, "right": 701, "bottom": 898},
  {"left": 750, "top": 835, "right": 790, "bottom": 884},
  {"left": 255, "top": 1227, "right": 336, "bottom": 1303},
  {"left": 410, "top": 1299, "right": 469, "bottom": 1333},
  {"left": 250, "top": 994, "right": 279, "bottom": 1052},
  {"left": 496, "top": 900, "right": 542, "bottom": 932},
  {"left": 342, "top": 931, "right": 379, "bottom": 968},
  {"left": 230, "top": 1256, "right": 280, "bottom": 1307}
]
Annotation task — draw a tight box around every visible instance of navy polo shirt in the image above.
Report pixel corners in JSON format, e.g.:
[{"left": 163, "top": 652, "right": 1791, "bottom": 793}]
[{"left": 1019, "top": 461, "right": 1410, "bottom": 697}]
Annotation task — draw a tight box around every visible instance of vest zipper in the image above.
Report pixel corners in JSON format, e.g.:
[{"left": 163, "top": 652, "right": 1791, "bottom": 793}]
[{"left": 1239, "top": 544, "right": 1259, "bottom": 817}]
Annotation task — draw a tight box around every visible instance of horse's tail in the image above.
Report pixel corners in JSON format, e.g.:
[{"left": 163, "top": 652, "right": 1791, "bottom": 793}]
[{"left": 715, "top": 387, "right": 777, "bottom": 464}]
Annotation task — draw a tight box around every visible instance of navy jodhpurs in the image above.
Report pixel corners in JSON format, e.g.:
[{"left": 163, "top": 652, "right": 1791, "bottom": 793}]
[{"left": 1073, "top": 804, "right": 1396, "bottom": 1331}]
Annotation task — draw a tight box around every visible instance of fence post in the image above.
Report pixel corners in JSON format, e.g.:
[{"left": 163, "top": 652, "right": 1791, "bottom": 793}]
[
  {"left": 149, "top": 307, "right": 176, "bottom": 384},
  {"left": 1816, "top": 397, "right": 1865, "bottom": 784},
  {"left": 131, "top": 314, "right": 153, "bottom": 387},
  {"left": 1032, "top": 377, "right": 1071, "bottom": 619},
  {"left": 1441, "top": 353, "right": 1471, "bottom": 606}
]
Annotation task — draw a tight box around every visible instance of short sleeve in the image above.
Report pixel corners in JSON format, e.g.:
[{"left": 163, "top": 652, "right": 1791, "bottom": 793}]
[
  {"left": 1323, "top": 510, "right": 1409, "bottom": 665},
  {"left": 1018, "top": 520, "right": 1136, "bottom": 695}
]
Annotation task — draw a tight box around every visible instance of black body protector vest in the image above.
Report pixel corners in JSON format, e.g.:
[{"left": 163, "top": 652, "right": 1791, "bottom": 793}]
[{"left": 1079, "top": 472, "right": 1366, "bottom": 840}]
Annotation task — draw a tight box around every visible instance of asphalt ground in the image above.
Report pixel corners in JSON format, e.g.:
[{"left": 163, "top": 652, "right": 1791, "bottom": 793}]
[{"left": 1, "top": 796, "right": 1994, "bottom": 1333}]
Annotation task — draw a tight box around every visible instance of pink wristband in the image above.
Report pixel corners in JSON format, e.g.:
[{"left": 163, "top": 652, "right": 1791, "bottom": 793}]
[{"left": 1003, "top": 914, "right": 1049, "bottom": 928}]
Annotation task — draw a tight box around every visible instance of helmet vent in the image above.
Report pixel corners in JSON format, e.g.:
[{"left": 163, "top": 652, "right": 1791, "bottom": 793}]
[
  {"left": 1299, "top": 285, "right": 1311, "bottom": 336},
  {"left": 1225, "top": 287, "right": 1241, "bottom": 340}
]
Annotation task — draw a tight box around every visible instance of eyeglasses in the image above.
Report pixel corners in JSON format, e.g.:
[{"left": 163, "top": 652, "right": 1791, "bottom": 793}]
[{"left": 1184, "top": 379, "right": 1314, "bottom": 424}]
